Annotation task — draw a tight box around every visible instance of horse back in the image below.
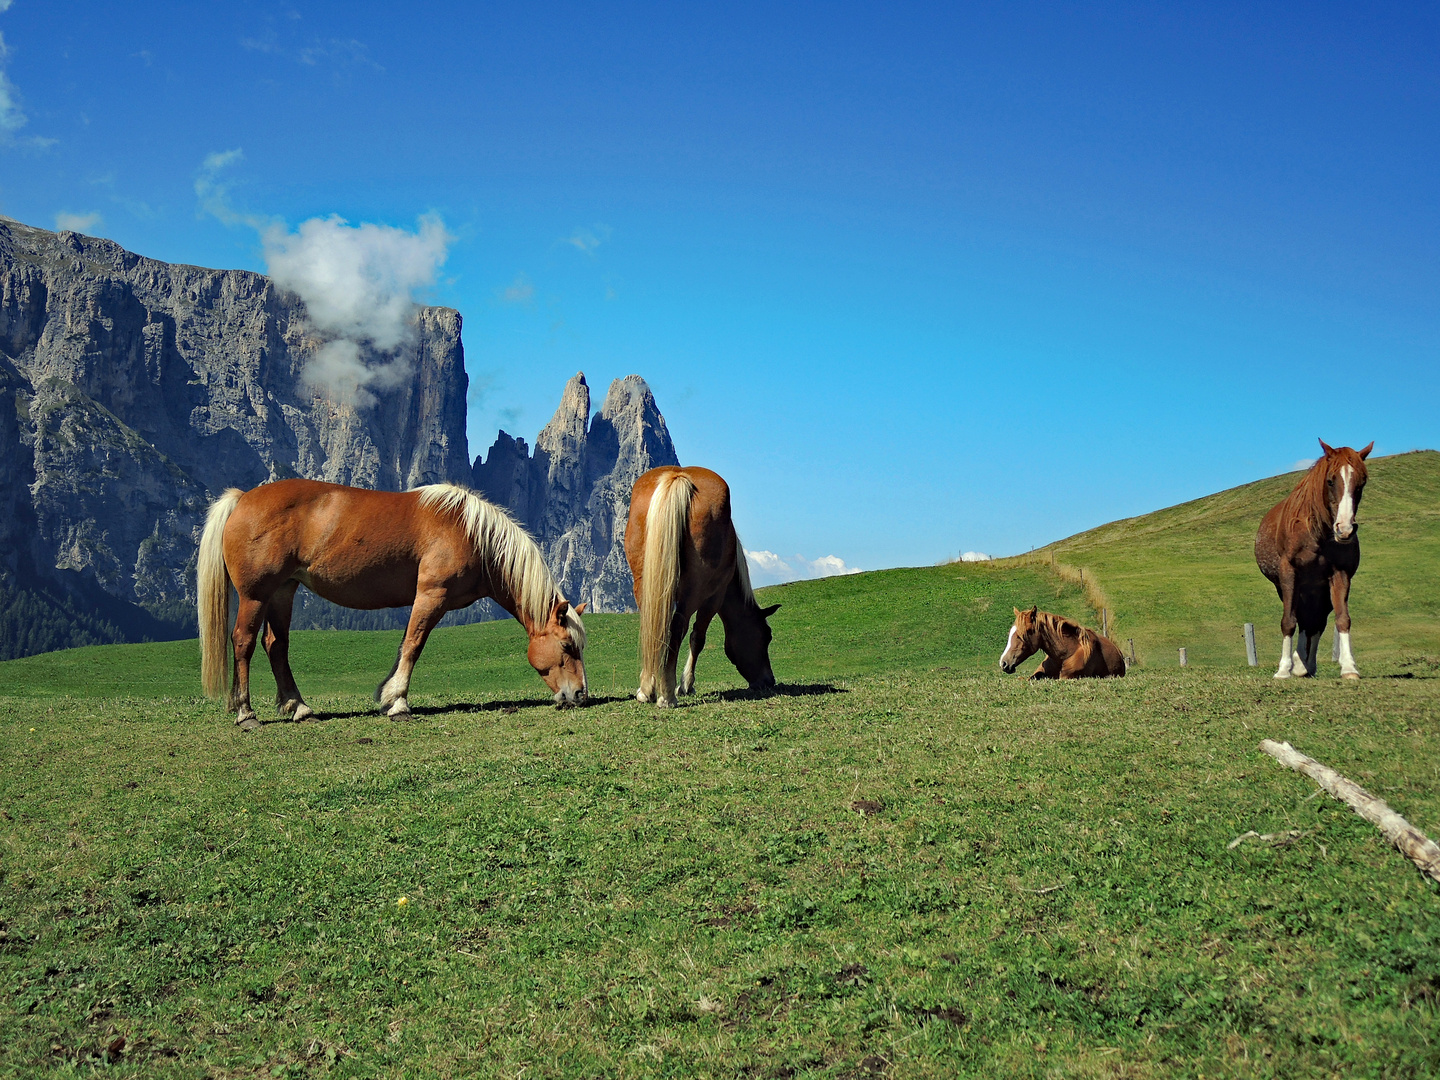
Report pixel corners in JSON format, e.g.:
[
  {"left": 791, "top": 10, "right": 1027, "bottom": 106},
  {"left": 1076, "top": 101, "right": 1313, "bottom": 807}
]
[{"left": 225, "top": 481, "right": 449, "bottom": 600}]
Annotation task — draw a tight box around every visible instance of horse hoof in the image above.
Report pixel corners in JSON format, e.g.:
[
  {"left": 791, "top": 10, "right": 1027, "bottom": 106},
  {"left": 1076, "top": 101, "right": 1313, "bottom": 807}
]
[
  {"left": 292, "top": 703, "right": 315, "bottom": 722},
  {"left": 635, "top": 689, "right": 651, "bottom": 704},
  {"left": 1342, "top": 672, "right": 1360, "bottom": 680},
  {"left": 388, "top": 710, "right": 412, "bottom": 722},
  {"left": 236, "top": 715, "right": 261, "bottom": 732},
  {"left": 1273, "top": 671, "right": 1291, "bottom": 680},
  {"left": 655, "top": 698, "right": 675, "bottom": 709}
]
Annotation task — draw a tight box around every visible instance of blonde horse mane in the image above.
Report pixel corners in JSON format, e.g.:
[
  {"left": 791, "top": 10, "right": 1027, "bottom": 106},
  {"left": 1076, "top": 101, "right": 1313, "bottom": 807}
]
[
  {"left": 640, "top": 471, "right": 697, "bottom": 679},
  {"left": 416, "top": 484, "right": 585, "bottom": 649}
]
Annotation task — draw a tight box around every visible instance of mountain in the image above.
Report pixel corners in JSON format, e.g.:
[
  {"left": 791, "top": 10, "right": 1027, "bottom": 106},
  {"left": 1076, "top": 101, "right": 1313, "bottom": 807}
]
[
  {"left": 0, "top": 216, "right": 470, "bottom": 657},
  {"left": 0, "top": 217, "right": 682, "bottom": 658},
  {"left": 472, "top": 372, "right": 680, "bottom": 612}
]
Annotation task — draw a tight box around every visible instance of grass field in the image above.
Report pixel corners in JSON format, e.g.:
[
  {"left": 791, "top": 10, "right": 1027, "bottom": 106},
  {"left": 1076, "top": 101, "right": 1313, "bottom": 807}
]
[
  {"left": 3, "top": 540, "right": 1439, "bottom": 1079},
  {"left": 1016, "top": 449, "right": 1440, "bottom": 671}
]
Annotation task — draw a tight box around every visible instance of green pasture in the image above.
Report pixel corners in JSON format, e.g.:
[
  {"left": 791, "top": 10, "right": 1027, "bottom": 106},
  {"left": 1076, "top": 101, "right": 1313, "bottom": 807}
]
[
  {"left": 1022, "top": 449, "right": 1440, "bottom": 670},
  {"left": 2, "top": 546, "right": 1439, "bottom": 1079}
]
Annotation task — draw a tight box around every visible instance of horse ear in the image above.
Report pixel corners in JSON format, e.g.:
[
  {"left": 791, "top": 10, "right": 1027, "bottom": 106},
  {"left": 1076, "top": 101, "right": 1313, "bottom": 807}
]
[
  {"left": 1358, "top": 441, "right": 1374, "bottom": 459},
  {"left": 1318, "top": 438, "right": 1335, "bottom": 456},
  {"left": 1027, "top": 605, "right": 1038, "bottom": 617},
  {"left": 759, "top": 603, "right": 781, "bottom": 619},
  {"left": 1013, "top": 606, "right": 1021, "bottom": 618},
  {"left": 553, "top": 600, "right": 569, "bottom": 619},
  {"left": 573, "top": 602, "right": 588, "bottom": 615}
]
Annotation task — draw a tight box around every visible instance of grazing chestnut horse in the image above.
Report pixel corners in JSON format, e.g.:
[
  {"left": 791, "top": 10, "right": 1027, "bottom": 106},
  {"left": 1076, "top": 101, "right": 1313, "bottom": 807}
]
[
  {"left": 198, "top": 480, "right": 587, "bottom": 730},
  {"left": 999, "top": 606, "right": 1127, "bottom": 679},
  {"left": 1255, "top": 439, "right": 1372, "bottom": 679},
  {"left": 625, "top": 466, "right": 778, "bottom": 707}
]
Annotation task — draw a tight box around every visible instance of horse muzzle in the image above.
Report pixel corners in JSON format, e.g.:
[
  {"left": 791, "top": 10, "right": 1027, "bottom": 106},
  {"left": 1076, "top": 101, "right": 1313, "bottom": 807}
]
[
  {"left": 1332, "top": 524, "right": 1359, "bottom": 544},
  {"left": 553, "top": 683, "right": 588, "bottom": 708},
  {"left": 1000, "top": 658, "right": 1018, "bottom": 674}
]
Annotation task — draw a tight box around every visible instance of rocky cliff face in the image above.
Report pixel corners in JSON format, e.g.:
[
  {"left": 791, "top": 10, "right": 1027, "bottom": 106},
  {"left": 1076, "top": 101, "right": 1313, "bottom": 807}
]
[
  {"left": 0, "top": 216, "right": 470, "bottom": 653},
  {"left": 472, "top": 373, "right": 679, "bottom": 612}
]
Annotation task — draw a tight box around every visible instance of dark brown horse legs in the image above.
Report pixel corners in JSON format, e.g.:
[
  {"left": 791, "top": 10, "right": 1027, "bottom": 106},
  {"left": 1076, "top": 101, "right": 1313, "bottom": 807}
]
[
  {"left": 1274, "top": 565, "right": 1305, "bottom": 679},
  {"left": 653, "top": 609, "right": 692, "bottom": 707},
  {"left": 262, "top": 581, "right": 312, "bottom": 721},
  {"left": 229, "top": 596, "right": 267, "bottom": 730},
  {"left": 1330, "top": 571, "right": 1360, "bottom": 678},
  {"left": 679, "top": 609, "right": 717, "bottom": 696},
  {"left": 376, "top": 590, "right": 449, "bottom": 719}
]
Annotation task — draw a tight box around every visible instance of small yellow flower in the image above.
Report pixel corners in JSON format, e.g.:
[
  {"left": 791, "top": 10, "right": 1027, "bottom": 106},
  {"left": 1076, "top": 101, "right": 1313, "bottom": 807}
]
[
  {"left": 29, "top": 728, "right": 36, "bottom": 732},
  {"left": 396, "top": 896, "right": 409, "bottom": 907}
]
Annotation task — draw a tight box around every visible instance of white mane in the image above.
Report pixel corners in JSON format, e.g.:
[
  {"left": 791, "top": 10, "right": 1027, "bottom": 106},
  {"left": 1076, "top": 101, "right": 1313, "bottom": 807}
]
[{"left": 414, "top": 484, "right": 585, "bottom": 649}]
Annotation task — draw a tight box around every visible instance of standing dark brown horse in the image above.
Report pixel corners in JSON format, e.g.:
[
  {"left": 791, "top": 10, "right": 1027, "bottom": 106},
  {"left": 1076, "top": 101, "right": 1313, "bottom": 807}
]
[
  {"left": 999, "top": 606, "right": 1127, "bottom": 679},
  {"left": 1255, "top": 439, "right": 1372, "bottom": 679},
  {"left": 198, "top": 480, "right": 587, "bottom": 730},
  {"left": 625, "top": 466, "right": 778, "bottom": 707}
]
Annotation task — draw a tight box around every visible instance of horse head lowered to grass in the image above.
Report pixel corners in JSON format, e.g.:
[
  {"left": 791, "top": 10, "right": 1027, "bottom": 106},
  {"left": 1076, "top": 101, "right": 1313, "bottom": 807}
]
[
  {"left": 197, "top": 480, "right": 587, "bottom": 730},
  {"left": 999, "top": 606, "right": 1127, "bottom": 679},
  {"left": 1255, "top": 439, "right": 1373, "bottom": 679}
]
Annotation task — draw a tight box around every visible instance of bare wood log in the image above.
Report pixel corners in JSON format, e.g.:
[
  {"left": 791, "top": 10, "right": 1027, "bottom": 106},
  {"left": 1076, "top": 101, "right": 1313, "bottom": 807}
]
[{"left": 1259, "top": 739, "right": 1440, "bottom": 884}]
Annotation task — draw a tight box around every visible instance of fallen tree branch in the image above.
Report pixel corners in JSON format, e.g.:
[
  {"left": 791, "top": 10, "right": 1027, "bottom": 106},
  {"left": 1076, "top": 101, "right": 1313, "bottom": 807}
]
[{"left": 1259, "top": 739, "right": 1440, "bottom": 884}]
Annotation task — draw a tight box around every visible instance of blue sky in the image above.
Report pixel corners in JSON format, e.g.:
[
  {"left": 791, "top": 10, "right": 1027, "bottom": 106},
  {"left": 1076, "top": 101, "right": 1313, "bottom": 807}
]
[{"left": 1, "top": 2, "right": 1436, "bottom": 580}]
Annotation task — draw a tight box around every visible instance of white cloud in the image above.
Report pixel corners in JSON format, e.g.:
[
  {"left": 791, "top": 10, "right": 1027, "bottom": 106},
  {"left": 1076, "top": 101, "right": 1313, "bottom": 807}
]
[
  {"left": 499, "top": 272, "right": 534, "bottom": 305},
  {"left": 194, "top": 148, "right": 252, "bottom": 226},
  {"left": 0, "top": 30, "right": 26, "bottom": 138},
  {"left": 262, "top": 213, "right": 451, "bottom": 407},
  {"left": 54, "top": 210, "right": 102, "bottom": 233},
  {"left": 562, "top": 224, "right": 612, "bottom": 255},
  {"left": 1289, "top": 458, "right": 1316, "bottom": 473},
  {"left": 959, "top": 551, "right": 991, "bottom": 562},
  {"left": 193, "top": 149, "right": 452, "bottom": 407},
  {"left": 746, "top": 549, "right": 862, "bottom": 587}
]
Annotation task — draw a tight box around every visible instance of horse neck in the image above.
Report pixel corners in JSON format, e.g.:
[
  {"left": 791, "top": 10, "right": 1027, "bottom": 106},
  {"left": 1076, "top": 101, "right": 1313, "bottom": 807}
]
[
  {"left": 484, "top": 569, "right": 545, "bottom": 638},
  {"left": 1036, "top": 614, "right": 1075, "bottom": 657}
]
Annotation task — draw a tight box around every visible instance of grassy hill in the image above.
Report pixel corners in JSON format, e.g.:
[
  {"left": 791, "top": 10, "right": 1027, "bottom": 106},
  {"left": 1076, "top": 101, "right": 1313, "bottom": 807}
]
[
  {"left": 3, "top": 549, "right": 1439, "bottom": 1076},
  {"left": 1009, "top": 449, "right": 1440, "bottom": 671}
]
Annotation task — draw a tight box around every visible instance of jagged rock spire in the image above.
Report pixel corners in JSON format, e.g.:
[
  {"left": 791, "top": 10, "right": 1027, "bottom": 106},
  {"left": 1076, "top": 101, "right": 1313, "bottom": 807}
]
[{"left": 471, "top": 372, "right": 680, "bottom": 612}]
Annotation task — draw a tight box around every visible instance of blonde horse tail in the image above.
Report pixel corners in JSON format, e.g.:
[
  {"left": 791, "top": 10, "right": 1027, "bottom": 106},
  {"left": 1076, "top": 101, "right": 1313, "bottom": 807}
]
[
  {"left": 639, "top": 471, "right": 696, "bottom": 682},
  {"left": 198, "top": 488, "right": 244, "bottom": 700}
]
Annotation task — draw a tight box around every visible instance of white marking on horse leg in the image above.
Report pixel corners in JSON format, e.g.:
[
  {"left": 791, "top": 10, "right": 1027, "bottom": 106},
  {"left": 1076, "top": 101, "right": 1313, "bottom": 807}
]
[
  {"left": 1275, "top": 633, "right": 1294, "bottom": 678},
  {"left": 1292, "top": 630, "right": 1310, "bottom": 677},
  {"left": 379, "top": 667, "right": 411, "bottom": 709},
  {"left": 1000, "top": 625, "right": 1017, "bottom": 667},
  {"left": 680, "top": 651, "right": 697, "bottom": 695},
  {"left": 292, "top": 702, "right": 315, "bottom": 722},
  {"left": 386, "top": 696, "right": 411, "bottom": 718},
  {"left": 1338, "top": 630, "right": 1359, "bottom": 678}
]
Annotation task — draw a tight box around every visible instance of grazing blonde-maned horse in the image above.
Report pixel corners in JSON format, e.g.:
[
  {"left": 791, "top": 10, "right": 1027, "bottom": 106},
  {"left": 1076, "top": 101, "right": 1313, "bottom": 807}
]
[
  {"left": 198, "top": 479, "right": 587, "bottom": 730},
  {"left": 625, "top": 466, "right": 778, "bottom": 707},
  {"left": 999, "top": 606, "right": 1127, "bottom": 679},
  {"left": 1255, "top": 439, "right": 1372, "bottom": 679}
]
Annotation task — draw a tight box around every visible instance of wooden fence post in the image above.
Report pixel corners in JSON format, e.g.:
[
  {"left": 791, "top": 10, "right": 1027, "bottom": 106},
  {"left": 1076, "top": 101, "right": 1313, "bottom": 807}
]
[
  {"left": 1179, "top": 647, "right": 1188, "bottom": 667},
  {"left": 1244, "top": 623, "right": 1257, "bottom": 667},
  {"left": 1128, "top": 638, "right": 1136, "bottom": 663},
  {"left": 1101, "top": 608, "right": 1108, "bottom": 637}
]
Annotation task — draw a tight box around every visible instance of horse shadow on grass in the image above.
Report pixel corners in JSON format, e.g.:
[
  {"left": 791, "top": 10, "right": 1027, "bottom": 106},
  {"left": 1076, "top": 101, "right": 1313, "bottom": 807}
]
[{"left": 711, "top": 682, "right": 848, "bottom": 703}]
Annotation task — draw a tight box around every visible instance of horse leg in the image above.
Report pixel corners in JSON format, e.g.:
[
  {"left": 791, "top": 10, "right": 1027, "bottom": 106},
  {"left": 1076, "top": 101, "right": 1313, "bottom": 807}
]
[
  {"left": 1293, "top": 628, "right": 1311, "bottom": 678},
  {"left": 679, "top": 608, "right": 717, "bottom": 696},
  {"left": 1029, "top": 655, "right": 1061, "bottom": 680},
  {"left": 1274, "top": 565, "right": 1298, "bottom": 678},
  {"left": 1331, "top": 571, "right": 1359, "bottom": 679},
  {"left": 263, "top": 581, "right": 312, "bottom": 721},
  {"left": 230, "top": 596, "right": 267, "bottom": 731},
  {"left": 1302, "top": 627, "right": 1322, "bottom": 676},
  {"left": 655, "top": 609, "right": 691, "bottom": 708},
  {"left": 376, "top": 589, "right": 448, "bottom": 720}
]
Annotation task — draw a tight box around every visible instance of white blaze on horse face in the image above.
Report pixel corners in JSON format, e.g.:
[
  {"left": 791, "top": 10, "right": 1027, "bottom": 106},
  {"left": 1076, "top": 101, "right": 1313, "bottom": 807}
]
[
  {"left": 1000, "top": 624, "right": 1018, "bottom": 667},
  {"left": 1335, "top": 464, "right": 1356, "bottom": 540}
]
